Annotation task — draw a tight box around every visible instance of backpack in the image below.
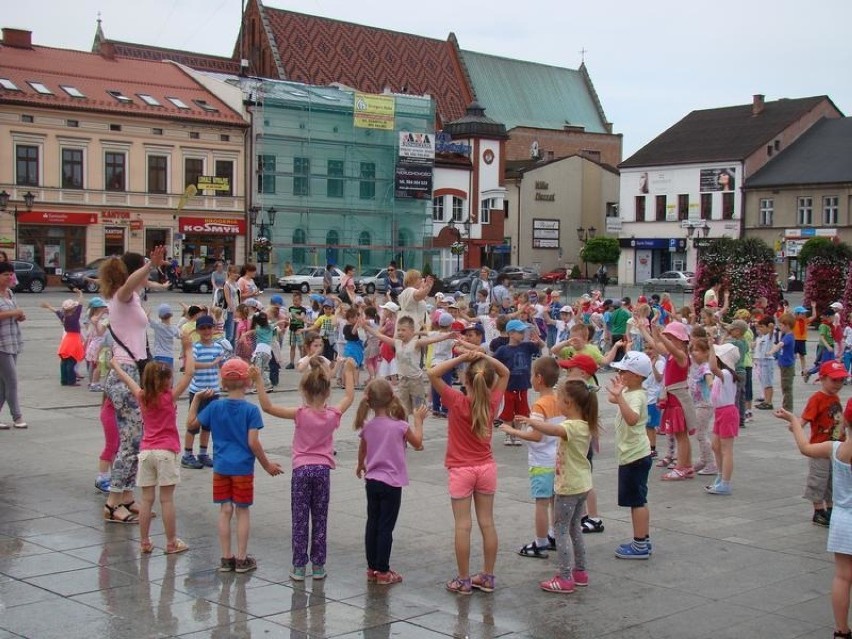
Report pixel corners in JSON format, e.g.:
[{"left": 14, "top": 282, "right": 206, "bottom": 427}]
[{"left": 213, "top": 288, "right": 227, "bottom": 309}]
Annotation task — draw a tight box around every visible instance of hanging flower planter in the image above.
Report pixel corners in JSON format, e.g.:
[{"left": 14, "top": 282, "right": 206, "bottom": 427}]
[
  {"left": 253, "top": 237, "right": 272, "bottom": 253},
  {"left": 450, "top": 241, "right": 466, "bottom": 256}
]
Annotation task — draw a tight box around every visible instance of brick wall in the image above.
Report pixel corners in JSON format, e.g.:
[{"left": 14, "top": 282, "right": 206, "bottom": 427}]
[{"left": 505, "top": 127, "right": 623, "bottom": 167}]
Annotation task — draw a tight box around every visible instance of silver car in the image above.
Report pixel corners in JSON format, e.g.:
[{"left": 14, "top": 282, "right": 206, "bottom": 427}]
[
  {"left": 358, "top": 268, "right": 389, "bottom": 294},
  {"left": 642, "top": 270, "right": 695, "bottom": 293},
  {"left": 278, "top": 266, "right": 344, "bottom": 293}
]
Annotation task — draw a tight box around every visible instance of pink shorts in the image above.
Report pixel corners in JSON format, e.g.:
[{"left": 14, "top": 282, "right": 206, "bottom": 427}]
[
  {"left": 447, "top": 461, "right": 497, "bottom": 499},
  {"left": 713, "top": 404, "right": 740, "bottom": 438}
]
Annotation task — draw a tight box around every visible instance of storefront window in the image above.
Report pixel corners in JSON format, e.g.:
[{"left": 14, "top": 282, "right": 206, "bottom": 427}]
[
  {"left": 18, "top": 225, "right": 87, "bottom": 269},
  {"left": 104, "top": 227, "right": 126, "bottom": 256}
]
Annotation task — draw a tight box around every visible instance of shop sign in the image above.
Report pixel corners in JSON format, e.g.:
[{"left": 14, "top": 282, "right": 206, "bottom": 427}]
[
  {"left": 619, "top": 237, "right": 686, "bottom": 250},
  {"left": 130, "top": 220, "right": 143, "bottom": 231},
  {"left": 399, "top": 132, "right": 435, "bottom": 162},
  {"left": 353, "top": 92, "right": 395, "bottom": 130},
  {"left": 102, "top": 210, "right": 130, "bottom": 221},
  {"left": 197, "top": 176, "right": 231, "bottom": 192},
  {"left": 18, "top": 211, "right": 97, "bottom": 225},
  {"left": 394, "top": 163, "right": 432, "bottom": 199},
  {"left": 178, "top": 216, "right": 246, "bottom": 235},
  {"left": 435, "top": 132, "right": 471, "bottom": 156},
  {"left": 104, "top": 227, "right": 125, "bottom": 239},
  {"left": 784, "top": 227, "right": 837, "bottom": 239},
  {"left": 532, "top": 218, "right": 560, "bottom": 249}
]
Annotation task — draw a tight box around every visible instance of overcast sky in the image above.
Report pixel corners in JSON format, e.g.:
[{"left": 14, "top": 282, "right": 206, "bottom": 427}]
[{"left": 5, "top": 0, "right": 851, "bottom": 158}]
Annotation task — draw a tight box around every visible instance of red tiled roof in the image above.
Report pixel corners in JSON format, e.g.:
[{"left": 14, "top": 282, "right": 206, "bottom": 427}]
[
  {"left": 0, "top": 44, "right": 246, "bottom": 125},
  {"left": 264, "top": 8, "right": 472, "bottom": 123},
  {"left": 108, "top": 40, "right": 242, "bottom": 75}
]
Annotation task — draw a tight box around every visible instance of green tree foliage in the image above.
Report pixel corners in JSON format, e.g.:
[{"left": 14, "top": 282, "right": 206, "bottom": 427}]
[
  {"left": 580, "top": 237, "right": 620, "bottom": 265},
  {"left": 799, "top": 237, "right": 852, "bottom": 268}
]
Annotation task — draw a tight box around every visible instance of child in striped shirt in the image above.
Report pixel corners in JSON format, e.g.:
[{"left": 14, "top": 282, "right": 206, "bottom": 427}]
[{"left": 181, "top": 314, "right": 224, "bottom": 469}]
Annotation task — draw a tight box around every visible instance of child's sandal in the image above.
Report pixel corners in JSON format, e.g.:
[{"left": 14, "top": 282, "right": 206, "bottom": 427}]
[
  {"left": 103, "top": 503, "right": 138, "bottom": 524},
  {"left": 445, "top": 576, "right": 472, "bottom": 595},
  {"left": 124, "top": 501, "right": 156, "bottom": 518},
  {"left": 165, "top": 538, "right": 189, "bottom": 554},
  {"left": 140, "top": 539, "right": 154, "bottom": 554},
  {"left": 471, "top": 572, "right": 496, "bottom": 592}
]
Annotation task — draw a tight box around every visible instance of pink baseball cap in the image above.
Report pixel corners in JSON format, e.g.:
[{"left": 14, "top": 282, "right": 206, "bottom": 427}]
[{"left": 662, "top": 321, "right": 690, "bottom": 342}]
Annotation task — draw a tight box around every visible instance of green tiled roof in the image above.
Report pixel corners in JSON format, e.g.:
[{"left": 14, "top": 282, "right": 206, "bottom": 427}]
[{"left": 460, "top": 50, "right": 607, "bottom": 134}]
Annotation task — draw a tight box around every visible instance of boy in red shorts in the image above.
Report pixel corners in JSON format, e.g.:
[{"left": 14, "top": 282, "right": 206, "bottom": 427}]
[{"left": 188, "top": 358, "right": 282, "bottom": 572}]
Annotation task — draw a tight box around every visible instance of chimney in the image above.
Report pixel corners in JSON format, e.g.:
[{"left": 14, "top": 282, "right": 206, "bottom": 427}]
[
  {"left": 2, "top": 28, "right": 33, "bottom": 49},
  {"left": 752, "top": 94, "right": 765, "bottom": 116},
  {"left": 99, "top": 40, "right": 116, "bottom": 60}
]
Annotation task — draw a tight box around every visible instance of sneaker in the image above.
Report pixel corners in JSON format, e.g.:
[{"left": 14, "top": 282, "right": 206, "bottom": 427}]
[
  {"left": 503, "top": 435, "right": 514, "bottom": 446},
  {"left": 94, "top": 477, "right": 111, "bottom": 493},
  {"left": 813, "top": 510, "right": 830, "bottom": 527},
  {"left": 235, "top": 556, "right": 257, "bottom": 573},
  {"left": 547, "top": 535, "right": 557, "bottom": 551},
  {"left": 649, "top": 449, "right": 658, "bottom": 458},
  {"left": 181, "top": 453, "right": 204, "bottom": 469},
  {"left": 518, "top": 542, "right": 549, "bottom": 558},
  {"left": 0, "top": 422, "right": 9, "bottom": 430},
  {"left": 290, "top": 566, "right": 306, "bottom": 581},
  {"left": 615, "top": 542, "right": 650, "bottom": 560},
  {"left": 219, "top": 557, "right": 236, "bottom": 572},
  {"left": 696, "top": 465, "right": 719, "bottom": 475},
  {"left": 745, "top": 410, "right": 754, "bottom": 422},
  {"left": 285, "top": 363, "right": 295, "bottom": 370},
  {"left": 512, "top": 437, "right": 524, "bottom": 446},
  {"left": 312, "top": 565, "right": 326, "bottom": 580},
  {"left": 12, "top": 420, "right": 27, "bottom": 429},
  {"left": 572, "top": 569, "right": 589, "bottom": 587},
  {"left": 197, "top": 453, "right": 214, "bottom": 468},
  {"left": 755, "top": 402, "right": 774, "bottom": 410},
  {"left": 539, "top": 575, "right": 575, "bottom": 593},
  {"left": 366, "top": 568, "right": 378, "bottom": 583},
  {"left": 88, "top": 383, "right": 103, "bottom": 392},
  {"left": 705, "top": 482, "right": 732, "bottom": 495},
  {"left": 581, "top": 516, "right": 605, "bottom": 534},
  {"left": 375, "top": 569, "right": 403, "bottom": 585}
]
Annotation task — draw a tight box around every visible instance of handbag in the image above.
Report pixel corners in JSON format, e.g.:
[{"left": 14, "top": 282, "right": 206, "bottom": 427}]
[{"left": 108, "top": 325, "right": 152, "bottom": 376}]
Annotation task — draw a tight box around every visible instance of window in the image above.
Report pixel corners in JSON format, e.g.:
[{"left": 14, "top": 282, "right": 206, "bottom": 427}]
[
  {"left": 722, "top": 192, "right": 735, "bottom": 220},
  {"left": 185, "top": 157, "right": 204, "bottom": 191},
  {"left": 327, "top": 160, "right": 344, "bottom": 198},
  {"left": 432, "top": 196, "right": 445, "bottom": 221},
  {"left": 0, "top": 78, "right": 20, "bottom": 91},
  {"left": 152, "top": 128, "right": 163, "bottom": 135},
  {"left": 104, "top": 152, "right": 126, "bottom": 191},
  {"left": 60, "top": 85, "right": 85, "bottom": 98},
  {"left": 824, "top": 196, "right": 839, "bottom": 226},
  {"left": 582, "top": 149, "right": 601, "bottom": 163},
  {"left": 66, "top": 119, "right": 79, "bottom": 128},
  {"left": 292, "top": 228, "right": 306, "bottom": 265},
  {"left": 677, "top": 194, "right": 689, "bottom": 221},
  {"left": 655, "top": 195, "right": 666, "bottom": 222},
  {"left": 797, "top": 196, "right": 813, "bottom": 226},
  {"left": 359, "top": 162, "right": 375, "bottom": 199},
  {"left": 293, "top": 157, "right": 310, "bottom": 196},
  {"left": 138, "top": 94, "right": 161, "bottom": 106},
  {"left": 21, "top": 114, "right": 33, "bottom": 123},
  {"left": 257, "top": 155, "right": 276, "bottom": 194},
  {"left": 358, "top": 231, "right": 371, "bottom": 267},
  {"left": 700, "top": 193, "right": 712, "bottom": 220},
  {"left": 109, "top": 124, "right": 122, "bottom": 132},
  {"left": 480, "top": 198, "right": 493, "bottom": 225},
  {"left": 193, "top": 99, "right": 218, "bottom": 112},
  {"left": 61, "top": 148, "right": 84, "bottom": 189},
  {"left": 635, "top": 195, "right": 646, "bottom": 222},
  {"left": 220, "top": 134, "right": 230, "bottom": 142},
  {"left": 452, "top": 196, "right": 465, "bottom": 222},
  {"left": 106, "top": 90, "right": 132, "bottom": 103},
  {"left": 759, "top": 198, "right": 774, "bottom": 227},
  {"left": 15, "top": 145, "right": 38, "bottom": 187},
  {"left": 189, "top": 132, "right": 200, "bottom": 140},
  {"left": 214, "top": 160, "right": 234, "bottom": 196},
  {"left": 605, "top": 202, "right": 619, "bottom": 217},
  {"left": 167, "top": 97, "right": 190, "bottom": 109},
  {"left": 147, "top": 155, "right": 168, "bottom": 194},
  {"left": 28, "top": 81, "right": 52, "bottom": 95}
]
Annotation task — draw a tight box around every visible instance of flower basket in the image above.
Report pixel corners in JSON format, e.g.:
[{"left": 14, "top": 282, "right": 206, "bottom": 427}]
[{"left": 253, "top": 237, "right": 272, "bottom": 253}]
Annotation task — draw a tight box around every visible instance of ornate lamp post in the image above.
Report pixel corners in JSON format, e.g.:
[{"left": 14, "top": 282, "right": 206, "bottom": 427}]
[
  {"left": 249, "top": 205, "right": 277, "bottom": 288},
  {"left": 0, "top": 190, "right": 35, "bottom": 259},
  {"left": 576, "top": 225, "right": 597, "bottom": 279}
]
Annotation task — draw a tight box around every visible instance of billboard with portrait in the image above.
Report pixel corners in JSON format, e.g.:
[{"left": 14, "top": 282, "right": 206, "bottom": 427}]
[{"left": 699, "top": 168, "right": 736, "bottom": 192}]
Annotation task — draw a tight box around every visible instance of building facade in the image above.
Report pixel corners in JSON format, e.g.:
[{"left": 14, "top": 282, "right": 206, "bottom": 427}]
[{"left": 0, "top": 28, "right": 247, "bottom": 278}]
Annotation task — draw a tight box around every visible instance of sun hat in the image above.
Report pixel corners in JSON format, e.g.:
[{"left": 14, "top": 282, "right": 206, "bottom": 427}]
[
  {"left": 87, "top": 297, "right": 107, "bottom": 309},
  {"left": 221, "top": 358, "right": 250, "bottom": 380},
  {"left": 558, "top": 354, "right": 598, "bottom": 378},
  {"left": 820, "top": 360, "right": 848, "bottom": 380},
  {"left": 438, "top": 312, "right": 453, "bottom": 327},
  {"left": 380, "top": 301, "right": 400, "bottom": 313},
  {"left": 611, "top": 351, "right": 652, "bottom": 378},
  {"left": 245, "top": 299, "right": 264, "bottom": 310},
  {"left": 195, "top": 315, "right": 215, "bottom": 328},
  {"left": 714, "top": 343, "right": 740, "bottom": 371},
  {"left": 662, "top": 321, "right": 690, "bottom": 342},
  {"left": 61, "top": 299, "right": 78, "bottom": 311},
  {"left": 157, "top": 303, "right": 173, "bottom": 318},
  {"left": 560, "top": 305, "right": 574, "bottom": 314},
  {"left": 506, "top": 319, "right": 528, "bottom": 333},
  {"left": 831, "top": 302, "right": 844, "bottom": 311}
]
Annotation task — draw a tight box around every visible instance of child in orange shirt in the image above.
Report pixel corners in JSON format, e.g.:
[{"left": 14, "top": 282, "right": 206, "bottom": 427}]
[{"left": 793, "top": 303, "right": 817, "bottom": 373}]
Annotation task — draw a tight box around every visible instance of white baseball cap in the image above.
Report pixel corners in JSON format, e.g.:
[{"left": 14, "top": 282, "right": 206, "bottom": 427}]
[
  {"left": 611, "top": 351, "right": 652, "bottom": 378},
  {"left": 379, "top": 301, "right": 399, "bottom": 313}
]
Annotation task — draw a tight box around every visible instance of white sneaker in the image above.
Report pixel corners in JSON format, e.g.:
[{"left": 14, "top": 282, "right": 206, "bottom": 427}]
[
  {"left": 12, "top": 420, "right": 27, "bottom": 429},
  {"left": 0, "top": 422, "right": 9, "bottom": 430}
]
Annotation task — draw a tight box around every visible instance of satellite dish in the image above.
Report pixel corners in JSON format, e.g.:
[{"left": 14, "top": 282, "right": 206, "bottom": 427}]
[{"left": 531, "top": 141, "right": 540, "bottom": 159}]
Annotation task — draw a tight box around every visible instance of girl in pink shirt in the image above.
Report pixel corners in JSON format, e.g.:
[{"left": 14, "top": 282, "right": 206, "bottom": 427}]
[
  {"left": 256, "top": 357, "right": 356, "bottom": 581},
  {"left": 427, "top": 351, "right": 510, "bottom": 595},
  {"left": 111, "top": 334, "right": 194, "bottom": 555},
  {"left": 353, "top": 378, "right": 425, "bottom": 585}
]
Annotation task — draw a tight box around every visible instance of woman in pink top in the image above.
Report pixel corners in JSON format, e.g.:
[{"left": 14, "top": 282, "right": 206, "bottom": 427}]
[
  {"left": 100, "top": 247, "right": 166, "bottom": 524},
  {"left": 111, "top": 334, "right": 194, "bottom": 554},
  {"left": 256, "top": 357, "right": 356, "bottom": 581},
  {"left": 353, "top": 378, "right": 425, "bottom": 585},
  {"left": 427, "top": 351, "right": 510, "bottom": 595}
]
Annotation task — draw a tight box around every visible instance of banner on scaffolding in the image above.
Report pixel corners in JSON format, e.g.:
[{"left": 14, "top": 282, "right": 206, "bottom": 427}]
[
  {"left": 394, "top": 162, "right": 432, "bottom": 199},
  {"left": 353, "top": 93, "right": 395, "bottom": 130}
]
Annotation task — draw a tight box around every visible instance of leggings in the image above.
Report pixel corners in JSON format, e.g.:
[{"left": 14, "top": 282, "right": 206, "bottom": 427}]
[
  {"left": 99, "top": 398, "right": 119, "bottom": 463},
  {"left": 694, "top": 403, "right": 714, "bottom": 466},
  {"left": 0, "top": 352, "right": 21, "bottom": 421},
  {"left": 103, "top": 364, "right": 142, "bottom": 493},
  {"left": 291, "top": 465, "right": 331, "bottom": 568},
  {"left": 364, "top": 479, "right": 402, "bottom": 573},
  {"left": 553, "top": 492, "right": 588, "bottom": 578}
]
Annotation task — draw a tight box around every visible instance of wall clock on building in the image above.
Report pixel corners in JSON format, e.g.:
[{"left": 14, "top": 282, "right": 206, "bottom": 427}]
[{"left": 483, "top": 149, "right": 494, "bottom": 165}]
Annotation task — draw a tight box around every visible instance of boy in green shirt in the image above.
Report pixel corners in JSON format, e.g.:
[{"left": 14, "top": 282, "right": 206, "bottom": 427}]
[{"left": 805, "top": 308, "right": 838, "bottom": 383}]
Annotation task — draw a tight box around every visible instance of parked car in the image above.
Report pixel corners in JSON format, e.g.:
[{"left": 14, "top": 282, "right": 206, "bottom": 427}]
[
  {"left": 443, "top": 269, "right": 497, "bottom": 294},
  {"left": 539, "top": 267, "right": 569, "bottom": 284},
  {"left": 642, "top": 270, "right": 695, "bottom": 293},
  {"left": 62, "top": 257, "right": 162, "bottom": 293},
  {"left": 11, "top": 260, "right": 46, "bottom": 293},
  {"left": 278, "top": 266, "right": 345, "bottom": 293},
  {"left": 497, "top": 265, "right": 540, "bottom": 286},
  {"left": 358, "top": 268, "right": 389, "bottom": 295},
  {"left": 179, "top": 268, "right": 217, "bottom": 294}
]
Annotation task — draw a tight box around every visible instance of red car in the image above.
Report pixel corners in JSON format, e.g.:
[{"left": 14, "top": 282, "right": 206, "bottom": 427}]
[{"left": 539, "top": 267, "right": 568, "bottom": 283}]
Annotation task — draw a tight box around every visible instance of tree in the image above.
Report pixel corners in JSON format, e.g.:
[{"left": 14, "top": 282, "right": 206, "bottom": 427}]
[
  {"left": 580, "top": 237, "right": 620, "bottom": 267},
  {"left": 802, "top": 238, "right": 852, "bottom": 312},
  {"left": 799, "top": 237, "right": 852, "bottom": 268}
]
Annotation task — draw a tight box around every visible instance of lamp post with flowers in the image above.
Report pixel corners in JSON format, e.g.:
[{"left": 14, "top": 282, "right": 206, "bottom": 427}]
[{"left": 249, "top": 205, "right": 276, "bottom": 289}]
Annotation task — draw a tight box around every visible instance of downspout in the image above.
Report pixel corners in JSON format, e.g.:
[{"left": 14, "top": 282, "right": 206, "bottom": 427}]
[{"left": 516, "top": 176, "right": 522, "bottom": 268}]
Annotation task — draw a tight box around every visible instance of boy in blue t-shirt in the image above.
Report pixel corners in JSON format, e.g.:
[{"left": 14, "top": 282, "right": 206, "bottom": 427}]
[
  {"left": 494, "top": 319, "right": 543, "bottom": 445},
  {"left": 182, "top": 315, "right": 225, "bottom": 469},
  {"left": 770, "top": 313, "right": 796, "bottom": 412},
  {"left": 188, "top": 358, "right": 282, "bottom": 573}
]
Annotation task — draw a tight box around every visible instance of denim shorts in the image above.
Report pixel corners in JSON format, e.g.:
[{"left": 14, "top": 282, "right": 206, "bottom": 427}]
[
  {"left": 529, "top": 470, "right": 555, "bottom": 499},
  {"left": 618, "top": 455, "right": 652, "bottom": 508},
  {"left": 647, "top": 403, "right": 661, "bottom": 429}
]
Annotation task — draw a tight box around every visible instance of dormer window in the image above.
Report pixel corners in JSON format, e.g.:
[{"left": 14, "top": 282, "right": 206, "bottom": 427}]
[
  {"left": 138, "top": 94, "right": 161, "bottom": 106},
  {"left": 193, "top": 99, "right": 218, "bottom": 112},
  {"left": 61, "top": 85, "right": 85, "bottom": 98},
  {"left": 28, "top": 81, "right": 53, "bottom": 95},
  {"left": 167, "top": 97, "right": 190, "bottom": 109},
  {"left": 107, "top": 90, "right": 132, "bottom": 104},
  {"left": 0, "top": 78, "right": 21, "bottom": 91}
]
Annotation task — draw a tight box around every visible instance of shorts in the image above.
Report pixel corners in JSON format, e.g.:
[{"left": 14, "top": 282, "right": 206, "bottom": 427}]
[
  {"left": 758, "top": 359, "right": 775, "bottom": 388},
  {"left": 397, "top": 375, "right": 427, "bottom": 414},
  {"left": 499, "top": 389, "right": 530, "bottom": 422},
  {"left": 618, "top": 455, "right": 652, "bottom": 508},
  {"left": 289, "top": 329, "right": 304, "bottom": 347},
  {"left": 189, "top": 391, "right": 219, "bottom": 430},
  {"left": 136, "top": 450, "right": 181, "bottom": 487},
  {"left": 153, "top": 356, "right": 174, "bottom": 367},
  {"left": 213, "top": 472, "right": 254, "bottom": 507},
  {"left": 448, "top": 461, "right": 497, "bottom": 499},
  {"left": 529, "top": 469, "right": 555, "bottom": 499},
  {"left": 794, "top": 340, "right": 807, "bottom": 356},
  {"left": 647, "top": 403, "right": 661, "bottom": 429},
  {"left": 804, "top": 457, "right": 833, "bottom": 503},
  {"left": 713, "top": 404, "right": 740, "bottom": 438}
]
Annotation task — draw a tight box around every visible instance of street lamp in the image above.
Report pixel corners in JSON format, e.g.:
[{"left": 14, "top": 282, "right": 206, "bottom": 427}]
[
  {"left": 685, "top": 220, "right": 710, "bottom": 245},
  {"left": 576, "top": 226, "right": 597, "bottom": 279},
  {"left": 0, "top": 190, "right": 36, "bottom": 259},
  {"left": 249, "top": 205, "right": 277, "bottom": 288}
]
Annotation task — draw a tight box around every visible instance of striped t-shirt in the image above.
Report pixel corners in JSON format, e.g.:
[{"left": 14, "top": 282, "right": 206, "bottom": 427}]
[{"left": 189, "top": 341, "right": 225, "bottom": 393}]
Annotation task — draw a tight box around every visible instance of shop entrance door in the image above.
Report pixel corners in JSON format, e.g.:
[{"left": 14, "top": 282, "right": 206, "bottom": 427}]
[
  {"left": 104, "top": 227, "right": 125, "bottom": 257},
  {"left": 635, "top": 250, "right": 653, "bottom": 283},
  {"left": 146, "top": 229, "right": 169, "bottom": 256}
]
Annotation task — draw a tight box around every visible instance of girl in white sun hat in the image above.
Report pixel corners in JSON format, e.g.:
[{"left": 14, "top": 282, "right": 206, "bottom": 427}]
[{"left": 705, "top": 342, "right": 741, "bottom": 495}]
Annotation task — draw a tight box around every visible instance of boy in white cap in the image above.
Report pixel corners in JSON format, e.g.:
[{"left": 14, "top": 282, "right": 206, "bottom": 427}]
[{"left": 150, "top": 303, "right": 180, "bottom": 369}]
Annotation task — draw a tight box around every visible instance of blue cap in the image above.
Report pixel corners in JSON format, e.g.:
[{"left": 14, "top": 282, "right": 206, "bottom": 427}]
[
  {"left": 794, "top": 306, "right": 808, "bottom": 314},
  {"left": 87, "top": 296, "right": 107, "bottom": 309},
  {"left": 309, "top": 293, "right": 325, "bottom": 302},
  {"left": 157, "top": 303, "right": 173, "bottom": 318},
  {"left": 270, "top": 294, "right": 284, "bottom": 306},
  {"left": 506, "top": 319, "right": 528, "bottom": 333}
]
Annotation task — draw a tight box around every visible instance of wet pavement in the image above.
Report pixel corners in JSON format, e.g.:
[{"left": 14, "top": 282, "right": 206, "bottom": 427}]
[{"left": 0, "top": 290, "right": 839, "bottom": 638}]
